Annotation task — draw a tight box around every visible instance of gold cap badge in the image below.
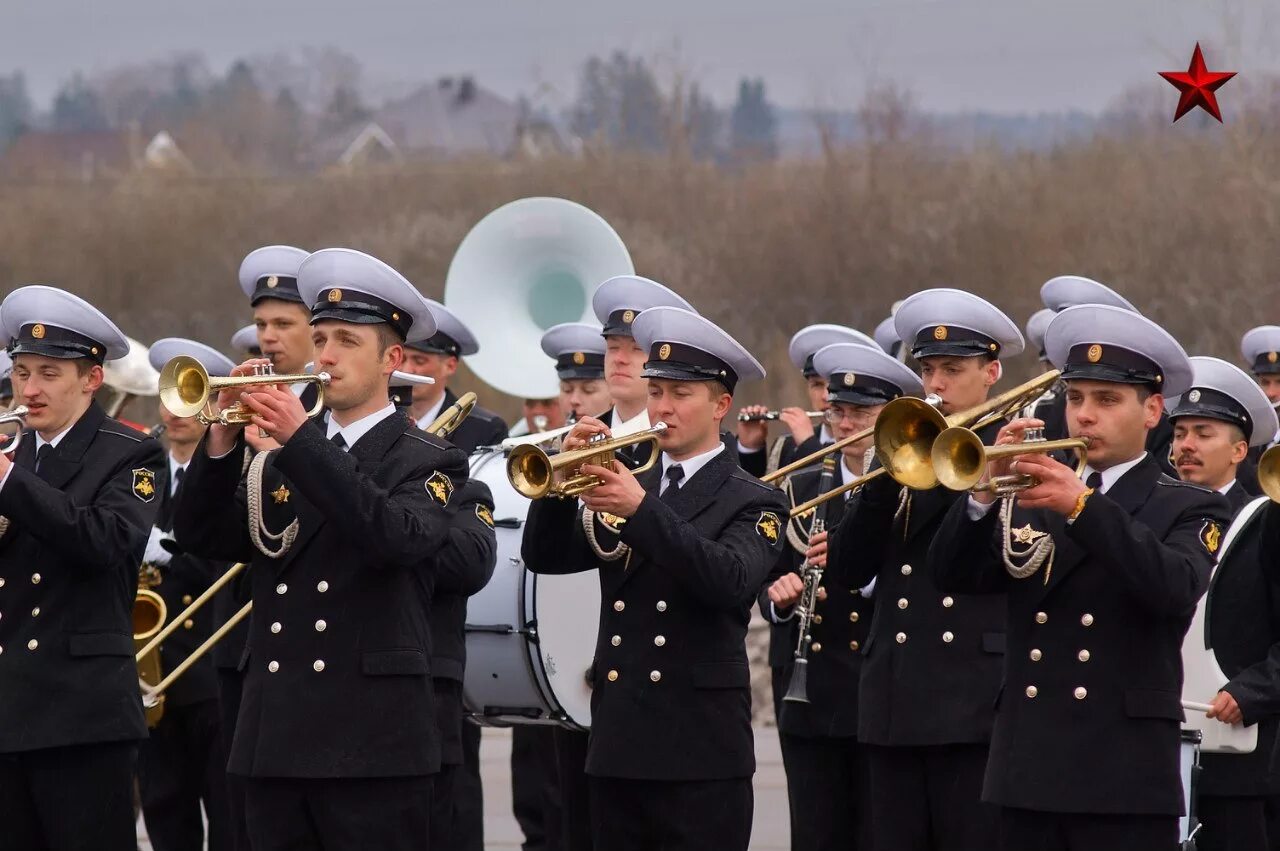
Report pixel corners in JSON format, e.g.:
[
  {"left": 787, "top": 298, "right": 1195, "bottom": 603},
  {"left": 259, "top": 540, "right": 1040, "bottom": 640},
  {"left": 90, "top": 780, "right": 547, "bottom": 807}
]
[
  {"left": 266, "top": 275, "right": 279, "bottom": 288},
  {"left": 573, "top": 351, "right": 585, "bottom": 365},
  {"left": 622, "top": 309, "right": 635, "bottom": 324},
  {"left": 842, "top": 372, "right": 856, "bottom": 386},
  {"left": 658, "top": 343, "right": 672, "bottom": 361},
  {"left": 327, "top": 288, "right": 343, "bottom": 303},
  {"left": 31, "top": 324, "right": 45, "bottom": 339},
  {"left": 1270, "top": 351, "right": 1278, "bottom": 364},
  {"left": 933, "top": 325, "right": 948, "bottom": 341},
  {"left": 1087, "top": 344, "right": 1103, "bottom": 363}
]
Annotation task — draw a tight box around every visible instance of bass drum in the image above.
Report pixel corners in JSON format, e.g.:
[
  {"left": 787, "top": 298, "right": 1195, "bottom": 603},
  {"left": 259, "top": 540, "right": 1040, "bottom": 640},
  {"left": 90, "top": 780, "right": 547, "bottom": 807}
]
[{"left": 463, "top": 448, "right": 600, "bottom": 729}]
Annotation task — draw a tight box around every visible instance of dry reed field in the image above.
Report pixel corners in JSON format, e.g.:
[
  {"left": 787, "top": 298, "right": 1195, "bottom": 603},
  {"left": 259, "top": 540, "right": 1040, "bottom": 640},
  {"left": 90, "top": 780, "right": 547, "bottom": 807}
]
[{"left": 0, "top": 123, "right": 1274, "bottom": 421}]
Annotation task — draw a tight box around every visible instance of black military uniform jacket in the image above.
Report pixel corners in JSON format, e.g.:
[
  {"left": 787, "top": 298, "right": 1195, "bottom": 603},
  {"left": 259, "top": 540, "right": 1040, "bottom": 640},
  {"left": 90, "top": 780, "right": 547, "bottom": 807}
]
[
  {"left": 436, "top": 388, "right": 507, "bottom": 454},
  {"left": 522, "top": 446, "right": 786, "bottom": 781},
  {"left": 928, "top": 453, "right": 1229, "bottom": 815},
  {"left": 429, "top": 478, "right": 497, "bottom": 765},
  {"left": 173, "top": 412, "right": 469, "bottom": 778},
  {"left": 759, "top": 466, "right": 873, "bottom": 738},
  {"left": 150, "top": 462, "right": 221, "bottom": 707},
  {"left": 0, "top": 402, "right": 163, "bottom": 752},
  {"left": 826, "top": 419, "right": 1007, "bottom": 747},
  {"left": 1201, "top": 497, "right": 1280, "bottom": 797}
]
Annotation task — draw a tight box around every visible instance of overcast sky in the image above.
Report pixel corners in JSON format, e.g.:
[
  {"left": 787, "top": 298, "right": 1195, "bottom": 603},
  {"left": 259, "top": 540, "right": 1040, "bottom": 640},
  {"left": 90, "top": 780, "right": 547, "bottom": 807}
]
[{"left": 3, "top": 0, "right": 1275, "bottom": 113}]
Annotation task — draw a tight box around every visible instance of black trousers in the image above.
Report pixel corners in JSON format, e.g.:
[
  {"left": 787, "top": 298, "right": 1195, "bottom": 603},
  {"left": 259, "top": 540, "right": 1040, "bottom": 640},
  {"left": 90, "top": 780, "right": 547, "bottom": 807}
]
[
  {"left": 588, "top": 775, "right": 753, "bottom": 851},
  {"left": 512, "top": 725, "right": 563, "bottom": 851},
  {"left": 1198, "top": 795, "right": 1270, "bottom": 851},
  {"left": 1000, "top": 805, "right": 1179, "bottom": 851},
  {"left": 452, "top": 721, "right": 484, "bottom": 851},
  {"left": 553, "top": 727, "right": 594, "bottom": 851},
  {"left": 0, "top": 741, "right": 138, "bottom": 851},
  {"left": 217, "top": 668, "right": 251, "bottom": 851},
  {"left": 427, "top": 762, "right": 458, "bottom": 848},
  {"left": 865, "top": 742, "right": 1000, "bottom": 851},
  {"left": 779, "top": 732, "right": 870, "bottom": 850},
  {"left": 139, "top": 698, "right": 231, "bottom": 851},
  {"left": 242, "top": 775, "right": 434, "bottom": 851}
]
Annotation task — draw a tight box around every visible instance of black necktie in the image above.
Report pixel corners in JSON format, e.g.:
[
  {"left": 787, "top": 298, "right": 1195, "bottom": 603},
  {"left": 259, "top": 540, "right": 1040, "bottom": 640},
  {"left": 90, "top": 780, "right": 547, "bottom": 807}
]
[
  {"left": 1086, "top": 471, "right": 1103, "bottom": 492},
  {"left": 330, "top": 432, "right": 347, "bottom": 450},
  {"left": 34, "top": 444, "right": 51, "bottom": 473},
  {"left": 172, "top": 466, "right": 185, "bottom": 495},
  {"left": 661, "top": 464, "right": 685, "bottom": 502}
]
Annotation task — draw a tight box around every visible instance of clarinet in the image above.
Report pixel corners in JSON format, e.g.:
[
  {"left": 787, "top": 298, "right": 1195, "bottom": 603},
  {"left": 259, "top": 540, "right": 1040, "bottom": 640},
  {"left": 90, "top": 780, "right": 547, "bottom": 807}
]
[{"left": 782, "top": 454, "right": 838, "bottom": 705}]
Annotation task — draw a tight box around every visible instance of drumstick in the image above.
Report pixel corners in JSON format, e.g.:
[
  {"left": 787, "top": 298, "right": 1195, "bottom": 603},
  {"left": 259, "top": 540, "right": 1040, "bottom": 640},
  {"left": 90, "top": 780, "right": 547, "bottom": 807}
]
[{"left": 1182, "top": 700, "right": 1213, "bottom": 714}]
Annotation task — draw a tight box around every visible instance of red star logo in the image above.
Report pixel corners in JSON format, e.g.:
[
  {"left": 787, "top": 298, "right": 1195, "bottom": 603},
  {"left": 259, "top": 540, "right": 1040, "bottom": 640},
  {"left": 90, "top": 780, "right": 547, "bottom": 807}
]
[{"left": 1159, "top": 43, "right": 1235, "bottom": 123}]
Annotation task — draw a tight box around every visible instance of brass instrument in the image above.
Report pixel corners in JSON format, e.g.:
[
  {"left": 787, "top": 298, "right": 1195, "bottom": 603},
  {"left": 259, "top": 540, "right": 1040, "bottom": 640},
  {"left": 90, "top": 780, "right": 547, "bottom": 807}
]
[
  {"left": 133, "top": 571, "right": 168, "bottom": 727},
  {"left": 932, "top": 426, "right": 1090, "bottom": 494},
  {"left": 426, "top": 391, "right": 477, "bottom": 439},
  {"left": 737, "top": 410, "right": 824, "bottom": 423},
  {"left": 874, "top": 371, "right": 1064, "bottom": 490},
  {"left": 158, "top": 355, "right": 329, "bottom": 426},
  {"left": 136, "top": 563, "right": 249, "bottom": 710},
  {"left": 0, "top": 405, "right": 29, "bottom": 454},
  {"left": 507, "top": 423, "right": 667, "bottom": 499},
  {"left": 1258, "top": 445, "right": 1280, "bottom": 503},
  {"left": 501, "top": 423, "right": 576, "bottom": 450}
]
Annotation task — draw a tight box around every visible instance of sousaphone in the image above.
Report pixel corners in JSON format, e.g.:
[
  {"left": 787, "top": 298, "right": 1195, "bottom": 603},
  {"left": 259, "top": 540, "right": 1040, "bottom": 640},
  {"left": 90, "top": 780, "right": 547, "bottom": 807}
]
[{"left": 444, "top": 197, "right": 635, "bottom": 400}]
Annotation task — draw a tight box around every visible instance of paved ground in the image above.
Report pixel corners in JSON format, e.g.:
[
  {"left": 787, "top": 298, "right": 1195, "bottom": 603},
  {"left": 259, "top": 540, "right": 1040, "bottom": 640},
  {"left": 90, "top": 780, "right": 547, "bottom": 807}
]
[{"left": 137, "top": 725, "right": 791, "bottom": 850}]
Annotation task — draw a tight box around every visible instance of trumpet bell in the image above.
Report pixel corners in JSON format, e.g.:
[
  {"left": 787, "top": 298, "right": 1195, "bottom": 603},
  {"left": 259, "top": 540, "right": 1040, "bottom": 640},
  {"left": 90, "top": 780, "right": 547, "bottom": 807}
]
[
  {"left": 932, "top": 427, "right": 988, "bottom": 492},
  {"left": 158, "top": 356, "right": 211, "bottom": 419},
  {"left": 1259, "top": 445, "right": 1280, "bottom": 504},
  {"left": 508, "top": 443, "right": 555, "bottom": 499},
  {"left": 874, "top": 397, "right": 949, "bottom": 490}
]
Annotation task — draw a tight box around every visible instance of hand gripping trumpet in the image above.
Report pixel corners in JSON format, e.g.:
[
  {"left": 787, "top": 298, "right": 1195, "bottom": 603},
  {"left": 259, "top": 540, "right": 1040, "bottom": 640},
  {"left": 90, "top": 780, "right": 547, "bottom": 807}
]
[
  {"left": 158, "top": 355, "right": 329, "bottom": 426},
  {"left": 507, "top": 423, "right": 667, "bottom": 499},
  {"left": 781, "top": 455, "right": 838, "bottom": 705}
]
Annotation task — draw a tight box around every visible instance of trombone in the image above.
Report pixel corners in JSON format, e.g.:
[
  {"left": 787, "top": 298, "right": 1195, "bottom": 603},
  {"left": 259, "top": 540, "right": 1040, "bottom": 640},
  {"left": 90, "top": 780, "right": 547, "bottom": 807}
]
[
  {"left": 738, "top": 410, "right": 824, "bottom": 423},
  {"left": 159, "top": 355, "right": 329, "bottom": 426},
  {"left": 874, "top": 370, "right": 1064, "bottom": 491},
  {"left": 507, "top": 423, "right": 667, "bottom": 499},
  {"left": 136, "top": 562, "right": 250, "bottom": 710}
]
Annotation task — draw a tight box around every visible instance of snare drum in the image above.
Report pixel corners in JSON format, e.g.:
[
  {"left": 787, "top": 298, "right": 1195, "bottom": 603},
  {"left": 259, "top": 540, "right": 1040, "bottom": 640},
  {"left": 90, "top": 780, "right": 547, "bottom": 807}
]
[
  {"left": 1180, "top": 728, "right": 1202, "bottom": 848},
  {"left": 463, "top": 449, "right": 600, "bottom": 729}
]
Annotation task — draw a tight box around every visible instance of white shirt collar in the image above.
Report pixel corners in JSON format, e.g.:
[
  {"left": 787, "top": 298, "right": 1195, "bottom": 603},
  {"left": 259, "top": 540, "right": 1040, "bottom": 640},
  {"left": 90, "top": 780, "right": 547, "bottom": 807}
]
[
  {"left": 415, "top": 395, "right": 447, "bottom": 432},
  {"left": 291, "top": 382, "right": 306, "bottom": 397},
  {"left": 819, "top": 424, "right": 833, "bottom": 445},
  {"left": 35, "top": 424, "right": 74, "bottom": 453},
  {"left": 612, "top": 405, "right": 650, "bottom": 437},
  {"left": 327, "top": 404, "right": 397, "bottom": 451},
  {"left": 660, "top": 441, "right": 725, "bottom": 488},
  {"left": 1217, "top": 479, "right": 1237, "bottom": 496},
  {"left": 1082, "top": 452, "right": 1148, "bottom": 494}
]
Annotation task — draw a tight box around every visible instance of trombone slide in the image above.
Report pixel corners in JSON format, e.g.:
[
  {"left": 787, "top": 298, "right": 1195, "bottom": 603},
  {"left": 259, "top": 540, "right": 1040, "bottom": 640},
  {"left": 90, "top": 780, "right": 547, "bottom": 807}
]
[
  {"left": 142, "top": 602, "right": 253, "bottom": 705},
  {"left": 136, "top": 562, "right": 247, "bottom": 664}
]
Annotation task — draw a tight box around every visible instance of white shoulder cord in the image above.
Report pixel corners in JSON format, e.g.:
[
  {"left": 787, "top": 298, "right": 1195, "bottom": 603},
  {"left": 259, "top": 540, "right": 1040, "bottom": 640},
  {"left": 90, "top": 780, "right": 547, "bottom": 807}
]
[
  {"left": 246, "top": 450, "right": 298, "bottom": 559},
  {"left": 999, "top": 495, "right": 1055, "bottom": 579},
  {"left": 582, "top": 508, "right": 630, "bottom": 562}
]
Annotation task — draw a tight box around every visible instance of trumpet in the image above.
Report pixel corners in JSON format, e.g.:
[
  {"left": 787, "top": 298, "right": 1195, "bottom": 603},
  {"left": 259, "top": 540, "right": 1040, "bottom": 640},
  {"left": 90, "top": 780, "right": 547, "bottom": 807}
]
[
  {"left": 507, "top": 423, "right": 667, "bottom": 499},
  {"left": 931, "top": 426, "right": 1090, "bottom": 495},
  {"left": 158, "top": 355, "right": 329, "bottom": 426},
  {"left": 1257, "top": 445, "right": 1280, "bottom": 503},
  {"left": 0, "top": 405, "right": 29, "bottom": 455},
  {"left": 426, "top": 391, "right": 477, "bottom": 439},
  {"left": 738, "top": 410, "right": 824, "bottom": 423},
  {"left": 874, "top": 371, "right": 1063, "bottom": 490},
  {"left": 501, "top": 423, "right": 576, "bottom": 450}
]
